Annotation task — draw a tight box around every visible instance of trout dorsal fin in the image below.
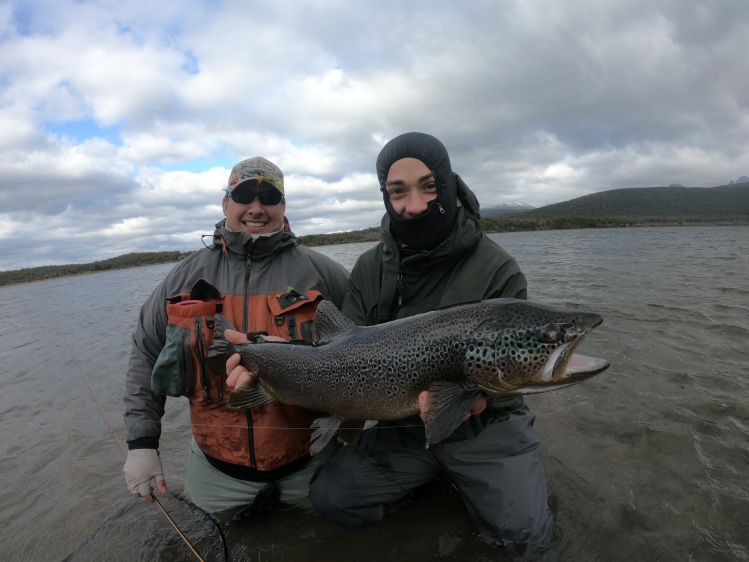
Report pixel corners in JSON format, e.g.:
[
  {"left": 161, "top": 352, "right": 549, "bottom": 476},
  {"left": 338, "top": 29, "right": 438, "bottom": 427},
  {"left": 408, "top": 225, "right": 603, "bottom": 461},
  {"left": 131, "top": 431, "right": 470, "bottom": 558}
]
[{"left": 313, "top": 300, "right": 355, "bottom": 344}]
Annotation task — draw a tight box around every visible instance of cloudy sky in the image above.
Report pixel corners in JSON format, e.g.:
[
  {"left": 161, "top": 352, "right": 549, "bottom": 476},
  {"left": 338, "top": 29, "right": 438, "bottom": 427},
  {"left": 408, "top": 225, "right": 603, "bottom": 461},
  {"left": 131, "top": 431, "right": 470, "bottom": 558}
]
[{"left": 1, "top": 0, "right": 747, "bottom": 270}]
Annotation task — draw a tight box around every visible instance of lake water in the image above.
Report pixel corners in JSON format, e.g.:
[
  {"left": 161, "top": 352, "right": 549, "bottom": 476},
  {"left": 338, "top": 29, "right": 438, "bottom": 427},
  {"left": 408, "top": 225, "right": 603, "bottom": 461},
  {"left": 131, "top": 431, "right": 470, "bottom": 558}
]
[{"left": 1, "top": 226, "right": 747, "bottom": 561}]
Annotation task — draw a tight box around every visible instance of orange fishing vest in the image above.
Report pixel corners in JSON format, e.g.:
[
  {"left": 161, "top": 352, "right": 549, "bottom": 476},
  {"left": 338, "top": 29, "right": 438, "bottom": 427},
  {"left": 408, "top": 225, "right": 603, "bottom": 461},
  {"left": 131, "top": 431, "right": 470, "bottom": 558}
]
[{"left": 157, "top": 281, "right": 324, "bottom": 473}]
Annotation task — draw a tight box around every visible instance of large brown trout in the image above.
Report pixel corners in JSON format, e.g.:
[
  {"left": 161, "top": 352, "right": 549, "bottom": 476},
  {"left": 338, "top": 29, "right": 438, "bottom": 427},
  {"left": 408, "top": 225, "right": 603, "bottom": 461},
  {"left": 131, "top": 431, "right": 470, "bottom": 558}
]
[{"left": 208, "top": 298, "right": 609, "bottom": 448}]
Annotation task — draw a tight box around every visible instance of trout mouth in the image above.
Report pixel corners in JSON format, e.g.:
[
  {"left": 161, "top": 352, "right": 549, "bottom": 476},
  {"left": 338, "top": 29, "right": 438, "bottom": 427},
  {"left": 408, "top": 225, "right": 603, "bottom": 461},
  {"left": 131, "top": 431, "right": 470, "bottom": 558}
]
[{"left": 539, "top": 332, "right": 609, "bottom": 385}]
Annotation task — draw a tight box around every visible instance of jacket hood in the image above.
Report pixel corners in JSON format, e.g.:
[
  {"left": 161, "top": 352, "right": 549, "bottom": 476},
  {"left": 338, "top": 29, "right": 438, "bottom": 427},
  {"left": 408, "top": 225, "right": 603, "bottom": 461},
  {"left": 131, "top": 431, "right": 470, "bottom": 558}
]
[
  {"left": 376, "top": 132, "right": 458, "bottom": 250},
  {"left": 455, "top": 174, "right": 481, "bottom": 218}
]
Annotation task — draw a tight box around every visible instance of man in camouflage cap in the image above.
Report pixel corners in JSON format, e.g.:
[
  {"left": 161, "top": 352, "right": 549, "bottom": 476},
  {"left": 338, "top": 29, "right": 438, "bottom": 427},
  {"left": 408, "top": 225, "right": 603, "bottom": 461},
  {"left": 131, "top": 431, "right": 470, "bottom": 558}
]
[
  {"left": 124, "top": 156, "right": 349, "bottom": 514},
  {"left": 222, "top": 157, "right": 287, "bottom": 238}
]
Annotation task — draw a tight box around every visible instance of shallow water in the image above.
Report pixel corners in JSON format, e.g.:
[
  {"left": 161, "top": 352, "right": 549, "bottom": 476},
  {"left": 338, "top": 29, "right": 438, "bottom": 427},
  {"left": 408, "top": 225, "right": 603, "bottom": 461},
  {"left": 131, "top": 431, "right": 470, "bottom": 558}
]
[{"left": 0, "top": 226, "right": 747, "bottom": 561}]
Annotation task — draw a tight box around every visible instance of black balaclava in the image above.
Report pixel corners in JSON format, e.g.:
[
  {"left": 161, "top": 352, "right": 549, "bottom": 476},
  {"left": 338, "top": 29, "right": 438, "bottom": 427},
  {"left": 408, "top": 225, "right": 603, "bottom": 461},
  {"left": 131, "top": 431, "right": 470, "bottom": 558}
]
[{"left": 376, "top": 132, "right": 458, "bottom": 251}]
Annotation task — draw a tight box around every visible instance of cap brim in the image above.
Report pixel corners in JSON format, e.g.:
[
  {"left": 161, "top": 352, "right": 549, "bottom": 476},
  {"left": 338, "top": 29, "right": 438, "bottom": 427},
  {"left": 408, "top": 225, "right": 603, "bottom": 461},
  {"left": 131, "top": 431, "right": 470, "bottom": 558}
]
[{"left": 232, "top": 177, "right": 283, "bottom": 193}]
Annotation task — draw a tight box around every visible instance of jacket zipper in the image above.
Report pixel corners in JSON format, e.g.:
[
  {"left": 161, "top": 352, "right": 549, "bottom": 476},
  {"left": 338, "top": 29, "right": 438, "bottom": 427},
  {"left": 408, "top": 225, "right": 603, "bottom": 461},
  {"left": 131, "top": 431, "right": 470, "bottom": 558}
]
[
  {"left": 242, "top": 254, "right": 251, "bottom": 333},
  {"left": 245, "top": 410, "right": 256, "bottom": 468},
  {"left": 243, "top": 253, "right": 256, "bottom": 468},
  {"left": 395, "top": 270, "right": 404, "bottom": 310}
]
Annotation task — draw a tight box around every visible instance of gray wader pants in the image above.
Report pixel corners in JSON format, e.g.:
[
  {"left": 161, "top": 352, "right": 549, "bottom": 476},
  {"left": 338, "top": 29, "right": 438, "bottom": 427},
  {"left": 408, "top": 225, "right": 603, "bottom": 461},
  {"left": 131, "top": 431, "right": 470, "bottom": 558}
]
[
  {"left": 185, "top": 438, "right": 332, "bottom": 514},
  {"left": 309, "top": 403, "right": 553, "bottom": 552}
]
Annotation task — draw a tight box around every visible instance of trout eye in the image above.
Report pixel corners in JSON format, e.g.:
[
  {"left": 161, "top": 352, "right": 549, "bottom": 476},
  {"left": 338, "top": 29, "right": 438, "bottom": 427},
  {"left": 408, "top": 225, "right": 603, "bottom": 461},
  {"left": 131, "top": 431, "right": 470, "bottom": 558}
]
[
  {"left": 539, "top": 324, "right": 561, "bottom": 343},
  {"left": 539, "top": 321, "right": 577, "bottom": 343}
]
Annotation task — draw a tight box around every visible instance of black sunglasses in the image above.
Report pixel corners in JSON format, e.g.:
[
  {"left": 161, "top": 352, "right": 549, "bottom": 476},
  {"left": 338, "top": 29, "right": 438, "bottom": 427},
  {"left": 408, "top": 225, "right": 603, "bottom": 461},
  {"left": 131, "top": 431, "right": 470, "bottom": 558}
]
[{"left": 229, "top": 180, "right": 285, "bottom": 205}]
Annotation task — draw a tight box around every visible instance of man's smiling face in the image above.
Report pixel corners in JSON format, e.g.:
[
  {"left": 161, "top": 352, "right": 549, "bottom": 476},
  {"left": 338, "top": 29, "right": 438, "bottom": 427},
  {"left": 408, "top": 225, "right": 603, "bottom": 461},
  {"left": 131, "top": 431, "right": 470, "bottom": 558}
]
[{"left": 222, "top": 183, "right": 286, "bottom": 234}]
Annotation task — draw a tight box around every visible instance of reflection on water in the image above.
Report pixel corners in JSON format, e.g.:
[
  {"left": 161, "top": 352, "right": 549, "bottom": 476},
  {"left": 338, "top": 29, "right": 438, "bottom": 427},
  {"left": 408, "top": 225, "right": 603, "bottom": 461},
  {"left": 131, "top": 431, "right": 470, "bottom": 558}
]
[{"left": 1, "top": 226, "right": 747, "bottom": 561}]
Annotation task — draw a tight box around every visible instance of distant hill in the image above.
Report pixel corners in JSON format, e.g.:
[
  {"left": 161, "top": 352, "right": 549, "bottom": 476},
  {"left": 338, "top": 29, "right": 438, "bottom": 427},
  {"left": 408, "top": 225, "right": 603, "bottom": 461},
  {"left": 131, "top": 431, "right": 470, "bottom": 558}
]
[
  {"left": 299, "top": 227, "right": 380, "bottom": 246},
  {"left": 0, "top": 251, "right": 193, "bottom": 286},
  {"left": 482, "top": 201, "right": 535, "bottom": 217},
  {"left": 5, "top": 182, "right": 747, "bottom": 285},
  {"left": 515, "top": 182, "right": 749, "bottom": 221}
]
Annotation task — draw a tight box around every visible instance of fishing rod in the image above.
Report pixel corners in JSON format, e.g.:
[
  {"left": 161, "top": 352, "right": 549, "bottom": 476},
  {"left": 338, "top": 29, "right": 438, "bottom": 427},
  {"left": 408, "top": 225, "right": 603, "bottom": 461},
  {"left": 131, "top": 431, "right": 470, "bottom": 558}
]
[{"left": 79, "top": 370, "right": 208, "bottom": 562}]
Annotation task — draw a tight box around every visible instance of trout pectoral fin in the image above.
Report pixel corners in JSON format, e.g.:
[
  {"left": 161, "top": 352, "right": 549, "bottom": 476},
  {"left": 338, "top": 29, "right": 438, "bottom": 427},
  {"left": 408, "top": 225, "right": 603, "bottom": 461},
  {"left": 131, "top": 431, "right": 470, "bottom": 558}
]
[
  {"left": 310, "top": 416, "right": 342, "bottom": 455},
  {"left": 422, "top": 382, "right": 483, "bottom": 448},
  {"left": 226, "top": 382, "right": 274, "bottom": 410}
]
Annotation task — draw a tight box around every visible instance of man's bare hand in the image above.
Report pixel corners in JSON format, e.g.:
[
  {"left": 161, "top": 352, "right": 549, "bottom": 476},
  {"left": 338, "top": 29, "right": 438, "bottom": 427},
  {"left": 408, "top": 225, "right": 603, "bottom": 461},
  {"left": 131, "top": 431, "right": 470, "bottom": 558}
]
[
  {"left": 224, "top": 329, "right": 255, "bottom": 389},
  {"left": 223, "top": 329, "right": 285, "bottom": 389}
]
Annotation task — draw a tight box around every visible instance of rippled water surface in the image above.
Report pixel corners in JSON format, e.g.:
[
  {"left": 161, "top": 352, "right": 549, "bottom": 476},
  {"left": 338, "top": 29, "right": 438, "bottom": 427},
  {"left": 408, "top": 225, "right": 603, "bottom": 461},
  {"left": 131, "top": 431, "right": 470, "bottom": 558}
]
[{"left": 1, "top": 226, "right": 747, "bottom": 561}]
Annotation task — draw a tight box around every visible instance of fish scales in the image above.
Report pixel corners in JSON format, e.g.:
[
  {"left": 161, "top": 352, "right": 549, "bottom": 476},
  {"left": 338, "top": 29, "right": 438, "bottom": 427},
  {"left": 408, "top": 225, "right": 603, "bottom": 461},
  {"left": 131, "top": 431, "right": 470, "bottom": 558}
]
[{"left": 236, "top": 309, "right": 473, "bottom": 420}]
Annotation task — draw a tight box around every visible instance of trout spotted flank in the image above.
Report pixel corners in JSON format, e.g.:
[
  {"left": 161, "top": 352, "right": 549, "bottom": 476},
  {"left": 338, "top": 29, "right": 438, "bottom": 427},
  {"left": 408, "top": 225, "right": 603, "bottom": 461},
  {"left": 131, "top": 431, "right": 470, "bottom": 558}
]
[{"left": 208, "top": 299, "right": 610, "bottom": 448}]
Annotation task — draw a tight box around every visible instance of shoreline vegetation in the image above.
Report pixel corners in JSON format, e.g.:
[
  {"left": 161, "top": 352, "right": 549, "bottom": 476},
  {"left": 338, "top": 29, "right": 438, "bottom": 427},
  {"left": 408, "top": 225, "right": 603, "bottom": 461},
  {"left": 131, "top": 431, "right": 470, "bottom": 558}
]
[{"left": 2, "top": 217, "right": 747, "bottom": 287}]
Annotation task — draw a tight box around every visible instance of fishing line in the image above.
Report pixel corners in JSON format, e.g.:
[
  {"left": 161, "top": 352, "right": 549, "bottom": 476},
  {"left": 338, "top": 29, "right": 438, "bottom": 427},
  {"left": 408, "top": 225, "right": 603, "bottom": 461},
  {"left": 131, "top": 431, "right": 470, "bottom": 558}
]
[
  {"left": 133, "top": 418, "right": 425, "bottom": 431},
  {"left": 76, "top": 366, "right": 222, "bottom": 562}
]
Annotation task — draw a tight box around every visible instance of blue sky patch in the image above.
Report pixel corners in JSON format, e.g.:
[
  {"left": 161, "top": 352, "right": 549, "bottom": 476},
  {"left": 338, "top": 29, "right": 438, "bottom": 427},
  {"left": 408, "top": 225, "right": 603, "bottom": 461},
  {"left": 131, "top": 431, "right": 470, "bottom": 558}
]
[
  {"left": 8, "top": 2, "right": 35, "bottom": 37},
  {"left": 45, "top": 118, "right": 122, "bottom": 145},
  {"left": 159, "top": 150, "right": 235, "bottom": 173},
  {"left": 181, "top": 50, "right": 200, "bottom": 75}
]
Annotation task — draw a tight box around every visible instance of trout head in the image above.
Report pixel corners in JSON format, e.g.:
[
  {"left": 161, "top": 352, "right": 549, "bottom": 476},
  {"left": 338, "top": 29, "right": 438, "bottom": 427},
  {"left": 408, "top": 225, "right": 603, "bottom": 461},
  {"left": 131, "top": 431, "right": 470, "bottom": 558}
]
[{"left": 463, "top": 300, "right": 610, "bottom": 395}]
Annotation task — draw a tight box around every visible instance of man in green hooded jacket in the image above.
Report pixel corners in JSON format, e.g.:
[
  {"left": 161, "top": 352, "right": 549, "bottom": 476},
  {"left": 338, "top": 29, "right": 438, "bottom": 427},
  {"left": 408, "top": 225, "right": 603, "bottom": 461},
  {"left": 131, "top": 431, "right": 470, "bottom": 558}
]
[{"left": 308, "top": 132, "right": 553, "bottom": 553}]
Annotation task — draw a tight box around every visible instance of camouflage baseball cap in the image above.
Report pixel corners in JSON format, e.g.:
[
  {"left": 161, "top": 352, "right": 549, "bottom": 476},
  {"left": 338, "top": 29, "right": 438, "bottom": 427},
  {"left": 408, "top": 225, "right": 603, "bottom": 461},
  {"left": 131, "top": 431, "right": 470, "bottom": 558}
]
[{"left": 226, "top": 156, "right": 284, "bottom": 193}]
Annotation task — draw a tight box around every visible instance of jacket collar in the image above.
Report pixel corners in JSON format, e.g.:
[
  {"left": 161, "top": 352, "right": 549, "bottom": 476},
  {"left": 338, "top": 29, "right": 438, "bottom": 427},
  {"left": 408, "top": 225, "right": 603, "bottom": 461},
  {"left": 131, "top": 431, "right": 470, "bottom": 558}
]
[{"left": 212, "top": 219, "right": 299, "bottom": 261}]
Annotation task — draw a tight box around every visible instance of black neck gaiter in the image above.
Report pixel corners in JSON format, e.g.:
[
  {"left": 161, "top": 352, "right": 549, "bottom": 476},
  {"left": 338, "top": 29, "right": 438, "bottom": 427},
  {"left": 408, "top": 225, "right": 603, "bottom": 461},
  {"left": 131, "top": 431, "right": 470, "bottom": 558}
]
[{"left": 385, "top": 197, "right": 454, "bottom": 251}]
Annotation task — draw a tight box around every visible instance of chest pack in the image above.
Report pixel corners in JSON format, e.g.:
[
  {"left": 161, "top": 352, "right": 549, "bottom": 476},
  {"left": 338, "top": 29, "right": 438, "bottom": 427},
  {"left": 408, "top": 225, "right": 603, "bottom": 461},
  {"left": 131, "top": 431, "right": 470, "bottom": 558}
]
[
  {"left": 150, "top": 279, "right": 224, "bottom": 397},
  {"left": 150, "top": 279, "right": 322, "bottom": 400}
]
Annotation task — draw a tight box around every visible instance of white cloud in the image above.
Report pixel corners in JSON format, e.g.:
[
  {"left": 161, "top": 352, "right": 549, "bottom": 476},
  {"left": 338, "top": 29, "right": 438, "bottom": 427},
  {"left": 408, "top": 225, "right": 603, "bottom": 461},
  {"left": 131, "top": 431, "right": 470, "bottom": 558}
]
[{"left": 1, "top": 0, "right": 748, "bottom": 270}]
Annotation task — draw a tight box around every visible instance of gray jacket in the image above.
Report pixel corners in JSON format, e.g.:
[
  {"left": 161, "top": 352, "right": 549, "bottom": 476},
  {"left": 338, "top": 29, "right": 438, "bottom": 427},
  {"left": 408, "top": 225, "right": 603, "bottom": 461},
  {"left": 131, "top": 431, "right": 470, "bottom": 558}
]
[{"left": 123, "top": 219, "right": 349, "bottom": 448}]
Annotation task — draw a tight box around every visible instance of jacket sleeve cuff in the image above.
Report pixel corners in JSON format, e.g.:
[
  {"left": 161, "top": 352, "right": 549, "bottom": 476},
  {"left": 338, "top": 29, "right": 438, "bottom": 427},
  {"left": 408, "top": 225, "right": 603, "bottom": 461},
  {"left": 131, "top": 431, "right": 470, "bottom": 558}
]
[{"left": 127, "top": 437, "right": 160, "bottom": 450}]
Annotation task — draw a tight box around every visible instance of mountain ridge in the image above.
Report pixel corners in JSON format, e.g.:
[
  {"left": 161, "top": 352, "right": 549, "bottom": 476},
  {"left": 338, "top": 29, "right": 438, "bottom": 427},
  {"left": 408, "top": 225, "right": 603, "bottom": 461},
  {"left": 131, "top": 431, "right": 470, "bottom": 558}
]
[
  {"left": 3, "top": 181, "right": 747, "bottom": 284},
  {"left": 510, "top": 181, "right": 749, "bottom": 220}
]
